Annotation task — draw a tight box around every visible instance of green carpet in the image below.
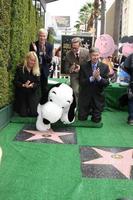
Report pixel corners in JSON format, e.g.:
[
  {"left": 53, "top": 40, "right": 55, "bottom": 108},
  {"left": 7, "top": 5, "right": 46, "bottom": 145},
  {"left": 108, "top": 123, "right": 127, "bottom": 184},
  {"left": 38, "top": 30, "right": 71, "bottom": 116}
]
[
  {"left": 78, "top": 111, "right": 133, "bottom": 147},
  {"left": 11, "top": 115, "right": 103, "bottom": 128},
  {"left": 0, "top": 111, "right": 133, "bottom": 200}
]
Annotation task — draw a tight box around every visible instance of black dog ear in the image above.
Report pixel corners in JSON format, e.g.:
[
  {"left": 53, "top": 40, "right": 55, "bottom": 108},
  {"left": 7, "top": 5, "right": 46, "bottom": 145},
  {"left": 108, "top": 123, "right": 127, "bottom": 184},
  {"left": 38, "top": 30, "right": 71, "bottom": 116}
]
[
  {"left": 52, "top": 83, "right": 61, "bottom": 88},
  {"left": 40, "top": 83, "right": 62, "bottom": 105},
  {"left": 48, "top": 83, "right": 61, "bottom": 90},
  {"left": 40, "top": 92, "right": 49, "bottom": 105},
  {"left": 68, "top": 92, "right": 76, "bottom": 122}
]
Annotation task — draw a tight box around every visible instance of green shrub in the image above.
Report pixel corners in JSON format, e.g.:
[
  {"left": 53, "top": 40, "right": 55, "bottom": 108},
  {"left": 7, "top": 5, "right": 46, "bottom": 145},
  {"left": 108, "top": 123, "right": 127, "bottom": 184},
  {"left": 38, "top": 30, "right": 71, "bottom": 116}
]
[
  {"left": 0, "top": 0, "right": 44, "bottom": 109},
  {"left": 0, "top": 68, "right": 10, "bottom": 108},
  {"left": 0, "top": 1, "right": 11, "bottom": 68}
]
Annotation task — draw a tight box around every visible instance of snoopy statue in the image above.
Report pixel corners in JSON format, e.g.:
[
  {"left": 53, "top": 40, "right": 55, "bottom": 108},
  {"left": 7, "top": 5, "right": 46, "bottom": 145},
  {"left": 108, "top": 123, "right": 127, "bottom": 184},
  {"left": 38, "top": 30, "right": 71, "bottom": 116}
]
[{"left": 36, "top": 83, "right": 76, "bottom": 131}]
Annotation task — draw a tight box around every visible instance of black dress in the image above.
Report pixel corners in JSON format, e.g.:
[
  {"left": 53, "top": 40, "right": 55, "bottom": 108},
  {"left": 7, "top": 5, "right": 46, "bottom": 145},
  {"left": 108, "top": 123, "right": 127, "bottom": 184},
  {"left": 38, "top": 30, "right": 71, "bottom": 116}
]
[{"left": 14, "top": 66, "right": 40, "bottom": 117}]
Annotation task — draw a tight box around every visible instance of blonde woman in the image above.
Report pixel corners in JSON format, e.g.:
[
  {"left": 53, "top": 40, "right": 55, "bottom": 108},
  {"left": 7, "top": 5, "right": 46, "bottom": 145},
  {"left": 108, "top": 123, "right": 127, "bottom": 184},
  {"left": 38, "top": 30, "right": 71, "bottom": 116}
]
[{"left": 14, "top": 51, "right": 40, "bottom": 117}]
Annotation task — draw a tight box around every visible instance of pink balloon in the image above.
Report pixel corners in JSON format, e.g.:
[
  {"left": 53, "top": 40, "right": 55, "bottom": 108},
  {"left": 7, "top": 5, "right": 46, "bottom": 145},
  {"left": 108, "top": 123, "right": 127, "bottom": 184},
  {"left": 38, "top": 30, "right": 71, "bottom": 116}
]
[
  {"left": 122, "top": 43, "right": 133, "bottom": 57},
  {"left": 95, "top": 34, "right": 116, "bottom": 58}
]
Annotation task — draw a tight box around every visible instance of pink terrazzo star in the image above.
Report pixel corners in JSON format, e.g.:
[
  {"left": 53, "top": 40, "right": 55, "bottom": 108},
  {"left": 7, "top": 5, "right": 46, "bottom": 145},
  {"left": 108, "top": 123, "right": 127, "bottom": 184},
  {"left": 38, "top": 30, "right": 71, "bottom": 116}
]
[
  {"left": 83, "top": 147, "right": 133, "bottom": 179},
  {"left": 24, "top": 129, "right": 73, "bottom": 144}
]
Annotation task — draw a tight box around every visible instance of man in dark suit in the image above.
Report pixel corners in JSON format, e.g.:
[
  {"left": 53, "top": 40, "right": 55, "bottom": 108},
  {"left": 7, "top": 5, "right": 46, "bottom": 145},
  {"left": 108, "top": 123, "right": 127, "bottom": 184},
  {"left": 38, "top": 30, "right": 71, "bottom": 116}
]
[
  {"left": 78, "top": 47, "right": 109, "bottom": 123},
  {"left": 65, "top": 37, "right": 89, "bottom": 105},
  {"left": 30, "top": 28, "right": 53, "bottom": 98}
]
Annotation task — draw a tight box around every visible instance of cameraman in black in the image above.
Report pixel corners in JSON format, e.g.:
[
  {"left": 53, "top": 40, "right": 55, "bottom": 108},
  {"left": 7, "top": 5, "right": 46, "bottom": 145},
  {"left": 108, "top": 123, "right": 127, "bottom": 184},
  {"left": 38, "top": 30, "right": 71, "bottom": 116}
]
[{"left": 124, "top": 53, "right": 133, "bottom": 125}]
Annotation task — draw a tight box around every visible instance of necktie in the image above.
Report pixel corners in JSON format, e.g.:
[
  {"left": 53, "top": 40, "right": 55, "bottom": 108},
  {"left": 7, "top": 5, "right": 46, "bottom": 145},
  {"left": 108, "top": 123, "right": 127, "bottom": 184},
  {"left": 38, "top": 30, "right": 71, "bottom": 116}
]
[{"left": 75, "top": 53, "right": 79, "bottom": 63}]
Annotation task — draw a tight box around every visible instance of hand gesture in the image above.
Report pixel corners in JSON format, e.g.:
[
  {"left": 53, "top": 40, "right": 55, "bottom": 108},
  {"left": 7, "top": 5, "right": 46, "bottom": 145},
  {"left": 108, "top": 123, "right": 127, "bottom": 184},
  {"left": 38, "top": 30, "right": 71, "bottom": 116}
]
[
  {"left": 22, "top": 80, "right": 34, "bottom": 88},
  {"left": 69, "top": 63, "right": 76, "bottom": 73},
  {"left": 40, "top": 44, "right": 46, "bottom": 55},
  {"left": 93, "top": 68, "right": 100, "bottom": 80},
  {"left": 28, "top": 83, "right": 34, "bottom": 88},
  {"left": 70, "top": 63, "right": 80, "bottom": 73},
  {"left": 73, "top": 64, "right": 80, "bottom": 73},
  {"left": 24, "top": 80, "right": 31, "bottom": 88},
  {"left": 32, "top": 43, "right": 37, "bottom": 52}
]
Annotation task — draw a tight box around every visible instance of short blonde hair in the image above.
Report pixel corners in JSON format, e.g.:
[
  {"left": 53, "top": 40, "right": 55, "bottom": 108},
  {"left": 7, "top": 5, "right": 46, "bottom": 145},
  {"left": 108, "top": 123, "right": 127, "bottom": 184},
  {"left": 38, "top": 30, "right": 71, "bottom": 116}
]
[
  {"left": 38, "top": 28, "right": 48, "bottom": 36},
  {"left": 23, "top": 51, "right": 40, "bottom": 76}
]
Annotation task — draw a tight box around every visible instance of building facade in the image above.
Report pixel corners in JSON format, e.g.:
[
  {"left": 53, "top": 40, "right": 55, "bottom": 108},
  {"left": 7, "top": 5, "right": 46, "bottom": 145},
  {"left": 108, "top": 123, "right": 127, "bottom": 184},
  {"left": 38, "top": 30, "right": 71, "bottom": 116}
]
[
  {"left": 122, "top": 0, "right": 133, "bottom": 36},
  {"left": 106, "top": 0, "right": 122, "bottom": 46}
]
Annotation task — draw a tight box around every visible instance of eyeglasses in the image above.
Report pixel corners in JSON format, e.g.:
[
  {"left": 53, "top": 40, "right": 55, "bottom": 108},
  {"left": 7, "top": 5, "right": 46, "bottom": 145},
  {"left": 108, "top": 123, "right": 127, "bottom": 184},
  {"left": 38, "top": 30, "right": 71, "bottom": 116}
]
[{"left": 72, "top": 47, "right": 79, "bottom": 50}]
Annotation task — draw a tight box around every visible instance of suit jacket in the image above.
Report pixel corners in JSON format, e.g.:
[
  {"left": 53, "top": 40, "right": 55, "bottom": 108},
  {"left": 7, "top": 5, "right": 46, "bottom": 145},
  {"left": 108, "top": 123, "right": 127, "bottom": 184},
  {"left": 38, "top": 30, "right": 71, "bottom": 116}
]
[
  {"left": 79, "top": 60, "right": 109, "bottom": 110},
  {"left": 30, "top": 41, "right": 53, "bottom": 77},
  {"left": 65, "top": 47, "right": 89, "bottom": 76}
]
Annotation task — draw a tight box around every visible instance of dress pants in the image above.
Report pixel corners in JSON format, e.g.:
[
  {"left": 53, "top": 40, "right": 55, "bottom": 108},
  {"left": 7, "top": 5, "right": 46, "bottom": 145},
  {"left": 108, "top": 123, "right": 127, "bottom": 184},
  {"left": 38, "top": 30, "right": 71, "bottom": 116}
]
[{"left": 70, "top": 74, "right": 79, "bottom": 106}]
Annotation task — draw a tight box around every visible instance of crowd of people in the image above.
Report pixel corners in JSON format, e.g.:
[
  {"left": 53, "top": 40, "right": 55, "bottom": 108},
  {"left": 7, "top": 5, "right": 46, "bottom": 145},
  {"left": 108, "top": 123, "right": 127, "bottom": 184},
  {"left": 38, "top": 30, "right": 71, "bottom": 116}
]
[{"left": 13, "top": 28, "right": 133, "bottom": 126}]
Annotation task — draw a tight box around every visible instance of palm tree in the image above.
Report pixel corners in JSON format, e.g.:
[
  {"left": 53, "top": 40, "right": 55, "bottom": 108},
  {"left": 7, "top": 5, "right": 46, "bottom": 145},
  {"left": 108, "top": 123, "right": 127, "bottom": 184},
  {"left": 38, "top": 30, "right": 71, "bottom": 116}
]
[
  {"left": 92, "top": 0, "right": 101, "bottom": 35},
  {"left": 75, "top": 2, "right": 93, "bottom": 32},
  {"left": 92, "top": 0, "right": 107, "bottom": 35},
  {"left": 87, "top": 12, "right": 94, "bottom": 31},
  {"left": 74, "top": 20, "right": 82, "bottom": 32}
]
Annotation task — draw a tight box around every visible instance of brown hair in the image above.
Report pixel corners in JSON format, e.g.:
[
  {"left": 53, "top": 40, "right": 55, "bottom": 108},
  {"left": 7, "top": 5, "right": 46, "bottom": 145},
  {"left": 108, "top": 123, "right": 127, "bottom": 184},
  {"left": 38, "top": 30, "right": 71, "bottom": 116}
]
[{"left": 55, "top": 46, "right": 61, "bottom": 57}]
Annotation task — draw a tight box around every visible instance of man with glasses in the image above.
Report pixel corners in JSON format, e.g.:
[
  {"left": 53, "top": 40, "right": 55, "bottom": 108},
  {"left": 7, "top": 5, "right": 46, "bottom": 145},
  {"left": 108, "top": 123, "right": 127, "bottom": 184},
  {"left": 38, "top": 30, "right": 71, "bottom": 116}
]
[{"left": 65, "top": 37, "right": 89, "bottom": 105}]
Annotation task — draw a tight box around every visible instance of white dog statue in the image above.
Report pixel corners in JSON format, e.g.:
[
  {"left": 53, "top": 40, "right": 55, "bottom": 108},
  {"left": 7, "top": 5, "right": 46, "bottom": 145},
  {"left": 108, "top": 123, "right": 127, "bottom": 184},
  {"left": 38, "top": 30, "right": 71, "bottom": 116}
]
[{"left": 36, "top": 83, "right": 76, "bottom": 131}]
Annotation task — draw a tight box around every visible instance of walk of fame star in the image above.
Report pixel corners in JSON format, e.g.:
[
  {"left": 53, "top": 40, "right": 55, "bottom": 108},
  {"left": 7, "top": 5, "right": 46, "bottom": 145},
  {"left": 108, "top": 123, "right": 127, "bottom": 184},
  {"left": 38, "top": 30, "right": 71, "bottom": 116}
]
[
  {"left": 14, "top": 125, "right": 76, "bottom": 144},
  {"left": 24, "top": 129, "right": 74, "bottom": 144},
  {"left": 83, "top": 42, "right": 90, "bottom": 49},
  {"left": 80, "top": 147, "right": 133, "bottom": 179}
]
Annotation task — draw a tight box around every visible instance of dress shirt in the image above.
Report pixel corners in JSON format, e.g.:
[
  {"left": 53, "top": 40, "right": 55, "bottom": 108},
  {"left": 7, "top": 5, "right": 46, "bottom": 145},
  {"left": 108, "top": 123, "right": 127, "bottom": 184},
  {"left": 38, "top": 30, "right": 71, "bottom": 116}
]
[{"left": 90, "top": 62, "right": 101, "bottom": 82}]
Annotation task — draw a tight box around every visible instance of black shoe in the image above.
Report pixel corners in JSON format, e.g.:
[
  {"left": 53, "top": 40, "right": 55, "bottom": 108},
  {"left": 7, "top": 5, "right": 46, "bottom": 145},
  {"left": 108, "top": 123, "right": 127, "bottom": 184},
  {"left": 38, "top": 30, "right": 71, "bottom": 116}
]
[
  {"left": 78, "top": 116, "right": 87, "bottom": 121},
  {"left": 127, "top": 119, "right": 133, "bottom": 125},
  {"left": 91, "top": 118, "right": 101, "bottom": 123}
]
